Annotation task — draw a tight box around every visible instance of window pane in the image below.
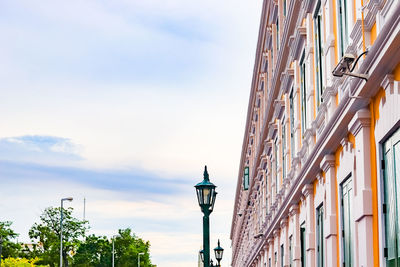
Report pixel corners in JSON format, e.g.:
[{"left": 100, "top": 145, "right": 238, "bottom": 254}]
[{"left": 342, "top": 177, "right": 353, "bottom": 267}]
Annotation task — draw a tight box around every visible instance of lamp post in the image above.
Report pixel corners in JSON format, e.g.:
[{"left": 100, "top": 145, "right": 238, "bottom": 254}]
[
  {"left": 60, "top": 197, "right": 73, "bottom": 267},
  {"left": 195, "top": 166, "right": 217, "bottom": 267},
  {"left": 199, "top": 249, "right": 204, "bottom": 265},
  {"left": 138, "top": 252, "right": 144, "bottom": 267},
  {"left": 214, "top": 239, "right": 224, "bottom": 267},
  {"left": 112, "top": 235, "right": 117, "bottom": 267}
]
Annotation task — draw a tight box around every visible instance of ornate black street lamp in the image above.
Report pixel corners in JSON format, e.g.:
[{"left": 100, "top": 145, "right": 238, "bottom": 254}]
[
  {"left": 195, "top": 166, "right": 217, "bottom": 267},
  {"left": 214, "top": 239, "right": 224, "bottom": 267}
]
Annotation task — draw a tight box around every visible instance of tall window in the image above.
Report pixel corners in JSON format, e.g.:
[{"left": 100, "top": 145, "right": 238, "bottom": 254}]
[
  {"left": 338, "top": 0, "right": 349, "bottom": 56},
  {"left": 383, "top": 128, "right": 400, "bottom": 266},
  {"left": 316, "top": 204, "right": 324, "bottom": 267},
  {"left": 281, "top": 244, "right": 284, "bottom": 267},
  {"left": 282, "top": 121, "right": 286, "bottom": 179},
  {"left": 269, "top": 258, "right": 272, "bottom": 267},
  {"left": 300, "top": 50, "right": 307, "bottom": 135},
  {"left": 300, "top": 224, "right": 306, "bottom": 267},
  {"left": 289, "top": 88, "right": 295, "bottom": 159},
  {"left": 274, "top": 137, "right": 279, "bottom": 193},
  {"left": 283, "top": 0, "right": 287, "bottom": 17},
  {"left": 341, "top": 176, "right": 353, "bottom": 267},
  {"left": 289, "top": 235, "right": 293, "bottom": 267},
  {"left": 276, "top": 18, "right": 280, "bottom": 52},
  {"left": 314, "top": 0, "right": 324, "bottom": 108}
]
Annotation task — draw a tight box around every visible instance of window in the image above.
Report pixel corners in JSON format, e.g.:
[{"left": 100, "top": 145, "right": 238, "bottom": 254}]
[
  {"left": 283, "top": 0, "right": 287, "bottom": 17},
  {"left": 300, "top": 50, "right": 307, "bottom": 135},
  {"left": 337, "top": 0, "right": 349, "bottom": 56},
  {"left": 300, "top": 224, "right": 306, "bottom": 267},
  {"left": 289, "top": 88, "right": 295, "bottom": 159},
  {"left": 276, "top": 18, "right": 280, "bottom": 52},
  {"left": 275, "top": 252, "right": 277, "bottom": 264},
  {"left": 269, "top": 258, "right": 272, "bottom": 267},
  {"left": 281, "top": 244, "right": 284, "bottom": 267},
  {"left": 274, "top": 137, "right": 279, "bottom": 193},
  {"left": 341, "top": 176, "right": 353, "bottom": 267},
  {"left": 316, "top": 204, "right": 324, "bottom": 267},
  {"left": 289, "top": 235, "right": 293, "bottom": 267},
  {"left": 313, "top": 0, "right": 324, "bottom": 108},
  {"left": 282, "top": 121, "right": 286, "bottom": 179},
  {"left": 383, "top": 128, "right": 400, "bottom": 266},
  {"left": 243, "top": 166, "right": 250, "bottom": 190}
]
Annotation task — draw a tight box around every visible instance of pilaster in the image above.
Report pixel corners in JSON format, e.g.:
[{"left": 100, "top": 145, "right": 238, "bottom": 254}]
[
  {"left": 348, "top": 108, "right": 374, "bottom": 267},
  {"left": 302, "top": 184, "right": 315, "bottom": 267},
  {"left": 320, "top": 154, "right": 337, "bottom": 267}
]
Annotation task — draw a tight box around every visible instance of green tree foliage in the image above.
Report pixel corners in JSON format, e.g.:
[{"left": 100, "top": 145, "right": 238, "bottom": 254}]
[
  {"left": 2, "top": 257, "right": 48, "bottom": 267},
  {"left": 74, "top": 228, "right": 152, "bottom": 267},
  {"left": 114, "top": 228, "right": 151, "bottom": 267},
  {"left": 28, "top": 207, "right": 88, "bottom": 267},
  {"left": 73, "top": 235, "right": 112, "bottom": 266},
  {"left": 2, "top": 208, "right": 153, "bottom": 267},
  {"left": 0, "top": 221, "right": 21, "bottom": 260}
]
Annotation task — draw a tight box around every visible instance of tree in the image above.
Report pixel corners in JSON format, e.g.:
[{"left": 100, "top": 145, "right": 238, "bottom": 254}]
[
  {"left": 0, "top": 221, "right": 21, "bottom": 262},
  {"left": 73, "top": 235, "right": 112, "bottom": 267},
  {"left": 28, "top": 207, "right": 88, "bottom": 267},
  {"left": 114, "top": 228, "right": 151, "bottom": 267}
]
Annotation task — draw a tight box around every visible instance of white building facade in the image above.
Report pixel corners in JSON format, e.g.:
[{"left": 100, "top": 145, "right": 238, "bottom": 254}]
[{"left": 230, "top": 0, "right": 400, "bottom": 266}]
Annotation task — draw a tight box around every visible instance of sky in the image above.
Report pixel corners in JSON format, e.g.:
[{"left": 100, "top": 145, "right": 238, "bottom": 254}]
[{"left": 0, "top": 1, "right": 262, "bottom": 266}]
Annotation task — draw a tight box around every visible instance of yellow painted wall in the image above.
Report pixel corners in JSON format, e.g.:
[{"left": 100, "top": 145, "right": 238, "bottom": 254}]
[
  {"left": 393, "top": 62, "right": 400, "bottom": 80},
  {"left": 370, "top": 88, "right": 385, "bottom": 266},
  {"left": 334, "top": 145, "right": 343, "bottom": 267},
  {"left": 370, "top": 23, "right": 377, "bottom": 45}
]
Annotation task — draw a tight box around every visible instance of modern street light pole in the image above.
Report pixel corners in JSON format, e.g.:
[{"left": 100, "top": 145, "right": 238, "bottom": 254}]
[
  {"left": 112, "top": 235, "right": 117, "bottom": 267},
  {"left": 60, "top": 197, "right": 73, "bottom": 267},
  {"left": 138, "top": 252, "right": 144, "bottom": 267},
  {"left": 195, "top": 166, "right": 217, "bottom": 267}
]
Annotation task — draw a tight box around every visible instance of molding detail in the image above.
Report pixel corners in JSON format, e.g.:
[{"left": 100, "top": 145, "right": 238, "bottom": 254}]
[
  {"left": 348, "top": 109, "right": 371, "bottom": 136},
  {"left": 290, "top": 26, "right": 306, "bottom": 60},
  {"left": 302, "top": 184, "right": 314, "bottom": 197},
  {"left": 320, "top": 154, "right": 335, "bottom": 172}
]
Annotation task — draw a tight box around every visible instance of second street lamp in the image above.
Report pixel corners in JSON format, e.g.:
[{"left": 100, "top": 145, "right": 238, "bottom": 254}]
[
  {"left": 195, "top": 166, "right": 217, "bottom": 267},
  {"left": 214, "top": 239, "right": 224, "bottom": 267}
]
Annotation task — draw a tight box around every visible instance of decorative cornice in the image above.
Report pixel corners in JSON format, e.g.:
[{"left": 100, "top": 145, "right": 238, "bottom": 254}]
[
  {"left": 302, "top": 184, "right": 314, "bottom": 198},
  {"left": 280, "top": 218, "right": 288, "bottom": 229},
  {"left": 290, "top": 26, "right": 306, "bottom": 60},
  {"left": 320, "top": 154, "right": 335, "bottom": 173},
  {"left": 348, "top": 108, "right": 371, "bottom": 136},
  {"left": 289, "top": 204, "right": 299, "bottom": 216},
  {"left": 273, "top": 229, "right": 280, "bottom": 238}
]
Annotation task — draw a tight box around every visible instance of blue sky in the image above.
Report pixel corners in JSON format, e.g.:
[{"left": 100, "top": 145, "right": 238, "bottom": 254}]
[{"left": 0, "top": 0, "right": 262, "bottom": 266}]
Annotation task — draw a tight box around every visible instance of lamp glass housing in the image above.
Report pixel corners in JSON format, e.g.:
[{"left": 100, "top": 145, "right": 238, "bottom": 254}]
[
  {"left": 214, "top": 240, "right": 224, "bottom": 261},
  {"left": 199, "top": 249, "right": 204, "bottom": 263},
  {"left": 195, "top": 166, "right": 217, "bottom": 212}
]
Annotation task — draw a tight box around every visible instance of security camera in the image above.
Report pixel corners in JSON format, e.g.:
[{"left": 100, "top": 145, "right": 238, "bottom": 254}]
[
  {"left": 332, "top": 52, "right": 369, "bottom": 81},
  {"left": 332, "top": 54, "right": 355, "bottom": 77}
]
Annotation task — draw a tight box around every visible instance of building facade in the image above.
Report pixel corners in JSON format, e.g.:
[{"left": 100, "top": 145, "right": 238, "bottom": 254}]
[{"left": 230, "top": 0, "right": 400, "bottom": 266}]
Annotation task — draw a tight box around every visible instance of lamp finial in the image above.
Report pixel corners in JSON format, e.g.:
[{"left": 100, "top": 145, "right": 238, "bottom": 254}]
[{"left": 203, "top": 165, "right": 209, "bottom": 181}]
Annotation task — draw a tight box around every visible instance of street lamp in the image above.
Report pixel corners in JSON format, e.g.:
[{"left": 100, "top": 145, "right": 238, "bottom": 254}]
[
  {"left": 195, "top": 166, "right": 217, "bottom": 267},
  {"left": 214, "top": 239, "right": 224, "bottom": 267},
  {"left": 199, "top": 249, "right": 204, "bottom": 263},
  {"left": 138, "top": 252, "right": 144, "bottom": 267},
  {"left": 60, "top": 197, "right": 73, "bottom": 267},
  {"left": 112, "top": 235, "right": 117, "bottom": 267}
]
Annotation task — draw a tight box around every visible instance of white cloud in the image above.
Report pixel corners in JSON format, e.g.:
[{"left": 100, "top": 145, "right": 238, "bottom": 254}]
[{"left": 0, "top": 0, "right": 263, "bottom": 265}]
